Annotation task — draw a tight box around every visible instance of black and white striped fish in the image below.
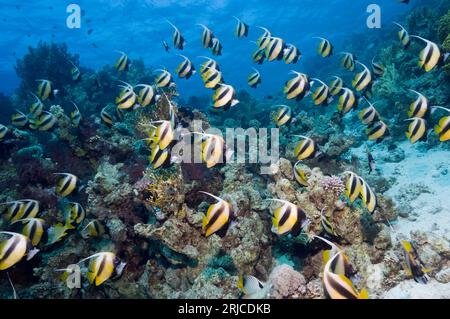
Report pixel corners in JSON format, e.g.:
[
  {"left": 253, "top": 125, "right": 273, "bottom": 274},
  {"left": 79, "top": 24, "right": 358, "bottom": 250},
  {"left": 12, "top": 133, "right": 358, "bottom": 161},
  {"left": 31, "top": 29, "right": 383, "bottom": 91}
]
[
  {"left": 268, "top": 199, "right": 309, "bottom": 236},
  {"left": 212, "top": 84, "right": 239, "bottom": 110},
  {"left": 283, "top": 43, "right": 301, "bottom": 64},
  {"left": 0, "top": 231, "right": 39, "bottom": 270},
  {"left": 283, "top": 71, "right": 312, "bottom": 101},
  {"left": 176, "top": 55, "right": 196, "bottom": 79},
  {"left": 200, "top": 191, "right": 234, "bottom": 237},
  {"left": 314, "top": 37, "right": 333, "bottom": 57},
  {"left": 198, "top": 24, "right": 214, "bottom": 48},
  {"left": 393, "top": 22, "right": 410, "bottom": 49},
  {"left": 54, "top": 173, "right": 78, "bottom": 197},
  {"left": 167, "top": 20, "right": 186, "bottom": 50},
  {"left": 247, "top": 68, "right": 262, "bottom": 88},
  {"left": 233, "top": 16, "right": 249, "bottom": 38}
]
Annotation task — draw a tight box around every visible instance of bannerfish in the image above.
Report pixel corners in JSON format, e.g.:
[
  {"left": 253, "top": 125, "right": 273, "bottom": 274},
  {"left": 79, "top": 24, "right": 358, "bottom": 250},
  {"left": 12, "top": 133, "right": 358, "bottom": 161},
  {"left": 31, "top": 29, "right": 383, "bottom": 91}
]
[
  {"left": 247, "top": 68, "right": 262, "bottom": 88},
  {"left": 0, "top": 231, "right": 39, "bottom": 270},
  {"left": 268, "top": 198, "right": 309, "bottom": 236},
  {"left": 200, "top": 191, "right": 234, "bottom": 238},
  {"left": 233, "top": 16, "right": 249, "bottom": 38},
  {"left": 167, "top": 20, "right": 186, "bottom": 50},
  {"left": 314, "top": 37, "right": 333, "bottom": 57}
]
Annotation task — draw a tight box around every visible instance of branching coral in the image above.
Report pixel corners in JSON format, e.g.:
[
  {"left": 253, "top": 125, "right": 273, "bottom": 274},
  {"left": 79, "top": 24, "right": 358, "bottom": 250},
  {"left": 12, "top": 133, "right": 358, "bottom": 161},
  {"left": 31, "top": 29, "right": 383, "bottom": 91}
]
[{"left": 14, "top": 41, "right": 79, "bottom": 102}]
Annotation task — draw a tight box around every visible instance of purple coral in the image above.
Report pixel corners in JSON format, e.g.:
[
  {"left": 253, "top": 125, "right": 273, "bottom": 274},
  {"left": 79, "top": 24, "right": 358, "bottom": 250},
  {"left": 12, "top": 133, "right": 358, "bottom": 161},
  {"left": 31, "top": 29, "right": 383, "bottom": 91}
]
[
  {"left": 320, "top": 175, "right": 345, "bottom": 196},
  {"left": 268, "top": 264, "right": 306, "bottom": 299}
]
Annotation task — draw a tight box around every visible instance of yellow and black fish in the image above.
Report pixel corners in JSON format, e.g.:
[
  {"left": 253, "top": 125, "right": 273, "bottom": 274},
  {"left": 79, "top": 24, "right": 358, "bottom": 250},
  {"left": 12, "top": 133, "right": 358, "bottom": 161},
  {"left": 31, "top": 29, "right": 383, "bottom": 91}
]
[
  {"left": 198, "top": 24, "right": 214, "bottom": 48},
  {"left": 233, "top": 16, "right": 249, "bottom": 38},
  {"left": 358, "top": 98, "right": 380, "bottom": 125},
  {"left": 314, "top": 37, "right": 333, "bottom": 58},
  {"left": 294, "top": 135, "right": 319, "bottom": 161},
  {"left": 315, "top": 236, "right": 354, "bottom": 277},
  {"left": 115, "top": 82, "right": 137, "bottom": 109},
  {"left": 366, "top": 120, "right": 389, "bottom": 143},
  {"left": 54, "top": 173, "right": 78, "bottom": 197},
  {"left": 238, "top": 275, "right": 266, "bottom": 299},
  {"left": 211, "top": 38, "right": 223, "bottom": 56},
  {"left": 247, "top": 68, "right": 262, "bottom": 88},
  {"left": 114, "top": 51, "right": 129, "bottom": 72},
  {"left": 1, "top": 201, "right": 24, "bottom": 223},
  {"left": 265, "top": 37, "right": 285, "bottom": 62},
  {"left": 79, "top": 252, "right": 126, "bottom": 286},
  {"left": 329, "top": 76, "right": 344, "bottom": 96},
  {"left": 149, "top": 144, "right": 171, "bottom": 169},
  {"left": 359, "top": 176, "right": 377, "bottom": 213},
  {"left": 352, "top": 61, "right": 372, "bottom": 92},
  {"left": 167, "top": 21, "right": 186, "bottom": 50},
  {"left": 251, "top": 46, "right": 266, "bottom": 65},
  {"left": 28, "top": 93, "right": 44, "bottom": 119},
  {"left": 36, "top": 79, "right": 57, "bottom": 100},
  {"left": 284, "top": 71, "right": 311, "bottom": 101},
  {"left": 70, "top": 102, "right": 81, "bottom": 128},
  {"left": 371, "top": 58, "right": 385, "bottom": 77},
  {"left": 135, "top": 84, "right": 160, "bottom": 107},
  {"left": 199, "top": 56, "right": 220, "bottom": 75},
  {"left": 411, "top": 35, "right": 445, "bottom": 72},
  {"left": 29, "top": 111, "right": 57, "bottom": 131},
  {"left": 200, "top": 191, "right": 234, "bottom": 237},
  {"left": 407, "top": 89, "right": 430, "bottom": 118},
  {"left": 344, "top": 171, "right": 362, "bottom": 203},
  {"left": 81, "top": 220, "right": 105, "bottom": 238},
  {"left": 293, "top": 161, "right": 309, "bottom": 187},
  {"left": 32, "top": 111, "right": 57, "bottom": 131},
  {"left": 64, "top": 202, "right": 85, "bottom": 229},
  {"left": 101, "top": 107, "right": 114, "bottom": 126},
  {"left": 323, "top": 251, "right": 368, "bottom": 299},
  {"left": 337, "top": 88, "right": 358, "bottom": 115},
  {"left": 150, "top": 120, "right": 174, "bottom": 150},
  {"left": 155, "top": 69, "right": 175, "bottom": 88},
  {"left": 401, "top": 240, "right": 429, "bottom": 284},
  {"left": 11, "top": 109, "right": 28, "bottom": 127},
  {"left": 433, "top": 106, "right": 450, "bottom": 142},
  {"left": 1, "top": 199, "right": 39, "bottom": 223},
  {"left": 268, "top": 199, "right": 309, "bottom": 236},
  {"left": 11, "top": 218, "right": 45, "bottom": 246},
  {"left": 195, "top": 132, "right": 232, "bottom": 168},
  {"left": 273, "top": 105, "right": 292, "bottom": 127},
  {"left": 46, "top": 223, "right": 71, "bottom": 245},
  {"left": 201, "top": 67, "right": 223, "bottom": 90},
  {"left": 0, "top": 231, "right": 39, "bottom": 270},
  {"left": 0, "top": 124, "right": 8, "bottom": 141},
  {"left": 69, "top": 61, "right": 81, "bottom": 81},
  {"left": 339, "top": 52, "right": 356, "bottom": 71},
  {"left": 212, "top": 84, "right": 239, "bottom": 110},
  {"left": 283, "top": 43, "right": 301, "bottom": 64},
  {"left": 176, "top": 55, "right": 196, "bottom": 79},
  {"left": 320, "top": 209, "right": 338, "bottom": 237},
  {"left": 17, "top": 199, "right": 39, "bottom": 221},
  {"left": 311, "top": 78, "right": 332, "bottom": 106},
  {"left": 393, "top": 22, "right": 410, "bottom": 49},
  {"left": 405, "top": 117, "right": 427, "bottom": 144},
  {"left": 256, "top": 26, "right": 271, "bottom": 49}
]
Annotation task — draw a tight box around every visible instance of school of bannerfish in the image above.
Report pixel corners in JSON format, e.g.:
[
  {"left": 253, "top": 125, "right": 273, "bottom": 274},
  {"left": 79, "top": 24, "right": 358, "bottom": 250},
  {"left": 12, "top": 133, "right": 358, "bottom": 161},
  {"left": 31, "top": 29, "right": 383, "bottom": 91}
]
[{"left": 0, "top": 1, "right": 449, "bottom": 299}]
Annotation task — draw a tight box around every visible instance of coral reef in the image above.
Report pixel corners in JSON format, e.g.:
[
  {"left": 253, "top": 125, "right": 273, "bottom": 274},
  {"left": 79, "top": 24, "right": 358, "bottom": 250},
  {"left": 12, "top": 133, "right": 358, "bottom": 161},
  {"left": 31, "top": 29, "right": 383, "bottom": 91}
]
[{"left": 1, "top": 1, "right": 450, "bottom": 300}]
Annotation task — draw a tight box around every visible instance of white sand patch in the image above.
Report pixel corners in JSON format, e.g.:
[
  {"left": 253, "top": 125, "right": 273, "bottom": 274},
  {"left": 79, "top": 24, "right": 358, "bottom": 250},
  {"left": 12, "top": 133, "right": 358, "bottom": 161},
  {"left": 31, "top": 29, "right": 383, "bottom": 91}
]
[
  {"left": 383, "top": 279, "right": 450, "bottom": 299},
  {"left": 349, "top": 141, "right": 450, "bottom": 240}
]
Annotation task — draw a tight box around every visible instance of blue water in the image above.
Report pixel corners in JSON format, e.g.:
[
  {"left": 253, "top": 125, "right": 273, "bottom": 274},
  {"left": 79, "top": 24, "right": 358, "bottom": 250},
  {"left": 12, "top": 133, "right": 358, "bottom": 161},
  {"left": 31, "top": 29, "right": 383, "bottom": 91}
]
[{"left": 0, "top": 0, "right": 413, "bottom": 97}]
